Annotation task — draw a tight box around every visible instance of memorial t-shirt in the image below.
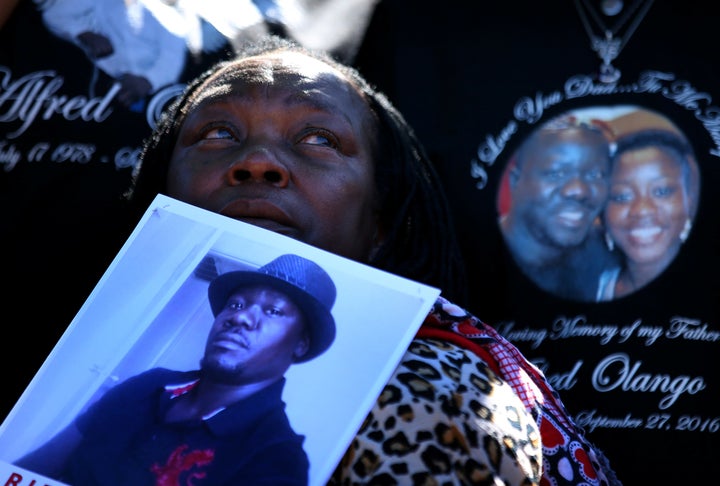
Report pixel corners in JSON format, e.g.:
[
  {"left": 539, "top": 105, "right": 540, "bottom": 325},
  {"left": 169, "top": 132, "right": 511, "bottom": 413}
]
[{"left": 354, "top": 2, "right": 720, "bottom": 484}]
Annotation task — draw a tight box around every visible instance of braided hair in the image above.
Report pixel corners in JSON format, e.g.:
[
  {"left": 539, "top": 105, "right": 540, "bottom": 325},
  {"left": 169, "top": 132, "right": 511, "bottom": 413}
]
[{"left": 127, "top": 36, "right": 467, "bottom": 305}]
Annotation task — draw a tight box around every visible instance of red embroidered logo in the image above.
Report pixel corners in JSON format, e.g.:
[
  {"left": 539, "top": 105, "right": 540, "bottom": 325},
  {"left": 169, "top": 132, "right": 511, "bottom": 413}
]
[{"left": 151, "top": 444, "right": 215, "bottom": 486}]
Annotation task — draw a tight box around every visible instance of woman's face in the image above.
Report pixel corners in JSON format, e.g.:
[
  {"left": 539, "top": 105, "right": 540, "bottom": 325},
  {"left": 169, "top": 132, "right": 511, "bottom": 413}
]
[
  {"left": 166, "top": 51, "right": 380, "bottom": 262},
  {"left": 605, "top": 146, "right": 688, "bottom": 266}
]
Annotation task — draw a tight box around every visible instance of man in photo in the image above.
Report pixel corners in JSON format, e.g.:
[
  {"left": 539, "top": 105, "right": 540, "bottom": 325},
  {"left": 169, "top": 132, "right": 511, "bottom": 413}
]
[
  {"left": 499, "top": 114, "right": 619, "bottom": 301},
  {"left": 15, "top": 253, "right": 336, "bottom": 486}
]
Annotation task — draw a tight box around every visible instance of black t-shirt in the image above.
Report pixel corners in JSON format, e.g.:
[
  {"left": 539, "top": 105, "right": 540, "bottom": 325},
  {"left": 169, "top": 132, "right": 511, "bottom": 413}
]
[
  {"left": 354, "top": 2, "right": 719, "bottom": 484},
  {"left": 66, "top": 370, "right": 307, "bottom": 485}
]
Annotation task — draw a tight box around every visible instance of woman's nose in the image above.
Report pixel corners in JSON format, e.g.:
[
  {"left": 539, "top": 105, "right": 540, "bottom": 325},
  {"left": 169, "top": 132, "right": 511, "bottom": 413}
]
[
  {"left": 225, "top": 146, "right": 290, "bottom": 187},
  {"left": 629, "top": 195, "right": 655, "bottom": 216}
]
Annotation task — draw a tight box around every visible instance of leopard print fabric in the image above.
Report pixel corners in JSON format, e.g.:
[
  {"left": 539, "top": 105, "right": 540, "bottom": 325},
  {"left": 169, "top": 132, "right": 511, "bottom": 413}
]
[{"left": 328, "top": 337, "right": 542, "bottom": 485}]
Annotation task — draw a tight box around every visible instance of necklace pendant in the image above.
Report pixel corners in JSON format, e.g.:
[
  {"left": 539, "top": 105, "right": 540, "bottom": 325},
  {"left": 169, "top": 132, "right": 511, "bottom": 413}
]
[
  {"left": 591, "top": 32, "right": 621, "bottom": 66},
  {"left": 599, "top": 62, "right": 621, "bottom": 83},
  {"left": 592, "top": 32, "right": 622, "bottom": 83},
  {"left": 575, "top": 0, "right": 655, "bottom": 84}
]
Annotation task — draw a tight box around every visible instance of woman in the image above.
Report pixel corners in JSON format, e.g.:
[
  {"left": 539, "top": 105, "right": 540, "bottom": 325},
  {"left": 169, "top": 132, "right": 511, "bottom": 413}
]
[
  {"left": 128, "top": 35, "right": 620, "bottom": 485},
  {"left": 598, "top": 128, "right": 699, "bottom": 301}
]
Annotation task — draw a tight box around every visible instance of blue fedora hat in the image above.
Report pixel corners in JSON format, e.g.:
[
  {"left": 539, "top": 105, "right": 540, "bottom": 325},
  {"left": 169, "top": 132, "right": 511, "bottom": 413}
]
[{"left": 208, "top": 254, "right": 336, "bottom": 362}]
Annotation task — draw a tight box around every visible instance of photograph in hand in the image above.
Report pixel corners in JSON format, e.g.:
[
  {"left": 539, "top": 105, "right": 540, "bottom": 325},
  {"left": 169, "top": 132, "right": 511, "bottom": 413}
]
[{"left": 0, "top": 195, "right": 440, "bottom": 486}]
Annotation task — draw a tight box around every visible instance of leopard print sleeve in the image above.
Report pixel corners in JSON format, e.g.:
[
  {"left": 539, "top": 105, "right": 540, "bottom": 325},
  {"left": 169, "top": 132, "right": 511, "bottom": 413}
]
[{"left": 328, "top": 337, "right": 542, "bottom": 485}]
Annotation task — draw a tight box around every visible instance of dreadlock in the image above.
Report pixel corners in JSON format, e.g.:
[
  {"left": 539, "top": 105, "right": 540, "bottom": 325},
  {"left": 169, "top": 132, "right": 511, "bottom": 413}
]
[
  {"left": 361, "top": 91, "right": 467, "bottom": 304},
  {"left": 126, "top": 35, "right": 468, "bottom": 305}
]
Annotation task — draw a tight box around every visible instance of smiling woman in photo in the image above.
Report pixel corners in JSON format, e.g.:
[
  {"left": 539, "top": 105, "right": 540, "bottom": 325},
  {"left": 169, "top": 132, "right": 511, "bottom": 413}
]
[{"left": 597, "top": 122, "right": 699, "bottom": 301}]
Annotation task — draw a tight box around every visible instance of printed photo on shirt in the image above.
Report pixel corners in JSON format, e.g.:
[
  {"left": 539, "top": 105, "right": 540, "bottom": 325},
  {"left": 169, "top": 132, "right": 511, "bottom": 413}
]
[{"left": 497, "top": 105, "right": 700, "bottom": 303}]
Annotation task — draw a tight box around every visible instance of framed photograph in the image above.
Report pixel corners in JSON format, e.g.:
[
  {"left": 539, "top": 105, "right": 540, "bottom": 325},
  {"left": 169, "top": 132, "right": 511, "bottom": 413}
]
[{"left": 0, "top": 195, "right": 440, "bottom": 486}]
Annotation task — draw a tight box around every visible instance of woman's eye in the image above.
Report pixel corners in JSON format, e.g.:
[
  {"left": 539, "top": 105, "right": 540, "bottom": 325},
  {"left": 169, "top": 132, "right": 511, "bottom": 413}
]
[
  {"left": 653, "top": 185, "right": 676, "bottom": 198},
  {"left": 299, "top": 130, "right": 338, "bottom": 149},
  {"left": 203, "top": 126, "right": 234, "bottom": 140},
  {"left": 609, "top": 191, "right": 632, "bottom": 204}
]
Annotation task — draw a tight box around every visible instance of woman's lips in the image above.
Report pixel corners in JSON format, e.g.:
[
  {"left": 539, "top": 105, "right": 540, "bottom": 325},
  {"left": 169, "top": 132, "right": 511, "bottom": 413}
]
[
  {"left": 219, "top": 199, "right": 298, "bottom": 236},
  {"left": 628, "top": 225, "right": 663, "bottom": 245}
]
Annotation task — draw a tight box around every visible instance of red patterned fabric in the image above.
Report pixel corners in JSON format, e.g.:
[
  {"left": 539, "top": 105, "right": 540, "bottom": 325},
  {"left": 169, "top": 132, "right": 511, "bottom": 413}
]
[{"left": 418, "top": 297, "right": 621, "bottom": 486}]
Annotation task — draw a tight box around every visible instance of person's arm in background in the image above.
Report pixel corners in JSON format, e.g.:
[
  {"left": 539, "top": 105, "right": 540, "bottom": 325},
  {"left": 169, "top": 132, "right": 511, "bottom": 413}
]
[{"left": 0, "top": 0, "right": 20, "bottom": 29}]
